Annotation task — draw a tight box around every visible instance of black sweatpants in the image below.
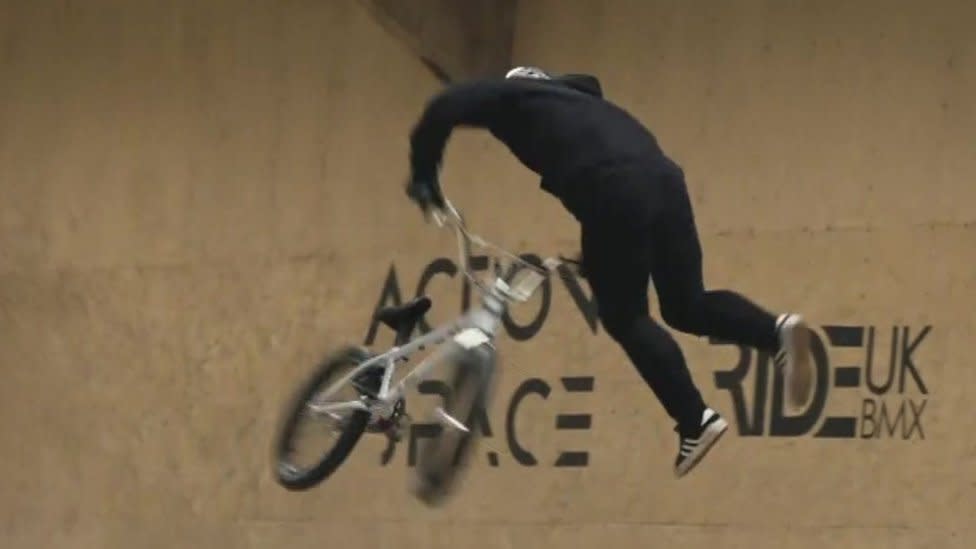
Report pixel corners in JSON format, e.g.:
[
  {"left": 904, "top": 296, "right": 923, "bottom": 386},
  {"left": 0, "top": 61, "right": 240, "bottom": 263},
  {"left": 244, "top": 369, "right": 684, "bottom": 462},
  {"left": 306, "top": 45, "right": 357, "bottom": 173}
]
[{"left": 574, "top": 160, "right": 781, "bottom": 431}]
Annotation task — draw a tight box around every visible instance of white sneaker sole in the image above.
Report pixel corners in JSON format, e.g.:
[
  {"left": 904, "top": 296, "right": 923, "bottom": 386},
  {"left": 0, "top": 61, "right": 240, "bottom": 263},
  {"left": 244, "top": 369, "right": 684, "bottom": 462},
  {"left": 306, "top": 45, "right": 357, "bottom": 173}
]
[
  {"left": 779, "top": 315, "right": 813, "bottom": 408},
  {"left": 674, "top": 416, "right": 728, "bottom": 478}
]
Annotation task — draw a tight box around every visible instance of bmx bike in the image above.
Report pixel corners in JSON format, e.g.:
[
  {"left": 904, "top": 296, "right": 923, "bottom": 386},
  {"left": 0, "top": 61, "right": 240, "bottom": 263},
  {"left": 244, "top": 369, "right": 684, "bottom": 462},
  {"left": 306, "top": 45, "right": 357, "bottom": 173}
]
[{"left": 271, "top": 196, "right": 567, "bottom": 505}]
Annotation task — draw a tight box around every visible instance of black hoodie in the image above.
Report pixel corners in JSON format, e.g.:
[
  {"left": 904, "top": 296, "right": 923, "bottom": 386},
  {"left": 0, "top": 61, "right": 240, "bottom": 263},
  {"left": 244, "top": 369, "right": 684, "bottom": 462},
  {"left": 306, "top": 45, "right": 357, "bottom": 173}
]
[{"left": 409, "top": 73, "right": 670, "bottom": 215}]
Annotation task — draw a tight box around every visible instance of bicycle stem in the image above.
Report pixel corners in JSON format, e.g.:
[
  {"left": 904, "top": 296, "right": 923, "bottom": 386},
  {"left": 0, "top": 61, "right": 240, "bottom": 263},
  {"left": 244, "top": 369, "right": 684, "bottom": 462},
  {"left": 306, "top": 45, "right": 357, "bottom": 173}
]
[{"left": 433, "top": 199, "right": 548, "bottom": 298}]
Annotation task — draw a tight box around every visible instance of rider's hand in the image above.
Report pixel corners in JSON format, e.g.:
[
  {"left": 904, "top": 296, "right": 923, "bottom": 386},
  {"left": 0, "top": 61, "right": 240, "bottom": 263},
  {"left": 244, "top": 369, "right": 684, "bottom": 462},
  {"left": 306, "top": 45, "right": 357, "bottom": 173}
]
[{"left": 405, "top": 174, "right": 445, "bottom": 214}]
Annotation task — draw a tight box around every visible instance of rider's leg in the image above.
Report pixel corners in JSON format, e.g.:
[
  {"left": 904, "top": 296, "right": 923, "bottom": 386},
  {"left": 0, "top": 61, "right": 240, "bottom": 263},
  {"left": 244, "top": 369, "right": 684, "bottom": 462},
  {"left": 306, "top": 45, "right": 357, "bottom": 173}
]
[
  {"left": 648, "top": 168, "right": 784, "bottom": 351},
  {"left": 582, "top": 217, "right": 729, "bottom": 477},
  {"left": 580, "top": 221, "right": 707, "bottom": 430},
  {"left": 645, "top": 165, "right": 813, "bottom": 407}
]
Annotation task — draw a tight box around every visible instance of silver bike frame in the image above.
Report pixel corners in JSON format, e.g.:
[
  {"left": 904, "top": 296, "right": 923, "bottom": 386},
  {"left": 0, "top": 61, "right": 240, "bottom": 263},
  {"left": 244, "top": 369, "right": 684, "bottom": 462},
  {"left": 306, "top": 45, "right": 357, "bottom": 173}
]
[{"left": 307, "top": 198, "right": 556, "bottom": 427}]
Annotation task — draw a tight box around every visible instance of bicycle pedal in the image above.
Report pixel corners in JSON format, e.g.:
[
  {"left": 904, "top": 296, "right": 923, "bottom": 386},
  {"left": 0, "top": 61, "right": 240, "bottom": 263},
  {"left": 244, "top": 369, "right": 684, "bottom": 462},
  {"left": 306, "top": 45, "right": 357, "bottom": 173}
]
[{"left": 434, "top": 407, "right": 470, "bottom": 433}]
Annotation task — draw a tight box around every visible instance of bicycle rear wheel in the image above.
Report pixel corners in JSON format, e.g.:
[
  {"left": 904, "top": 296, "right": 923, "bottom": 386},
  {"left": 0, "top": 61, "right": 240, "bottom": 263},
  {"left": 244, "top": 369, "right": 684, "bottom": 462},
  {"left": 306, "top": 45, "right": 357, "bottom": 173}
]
[
  {"left": 272, "top": 345, "right": 377, "bottom": 491},
  {"left": 411, "top": 341, "right": 497, "bottom": 506}
]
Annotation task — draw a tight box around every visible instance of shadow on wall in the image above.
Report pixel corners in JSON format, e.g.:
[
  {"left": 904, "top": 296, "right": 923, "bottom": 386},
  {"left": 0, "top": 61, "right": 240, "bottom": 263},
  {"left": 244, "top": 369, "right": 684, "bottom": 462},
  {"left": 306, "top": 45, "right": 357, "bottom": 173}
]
[{"left": 359, "top": 0, "right": 519, "bottom": 82}]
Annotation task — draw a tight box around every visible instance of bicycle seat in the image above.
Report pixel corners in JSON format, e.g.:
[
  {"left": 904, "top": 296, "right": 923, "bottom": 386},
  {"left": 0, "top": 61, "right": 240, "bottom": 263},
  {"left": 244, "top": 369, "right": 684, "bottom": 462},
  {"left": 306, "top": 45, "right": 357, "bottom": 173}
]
[{"left": 375, "top": 296, "right": 432, "bottom": 331}]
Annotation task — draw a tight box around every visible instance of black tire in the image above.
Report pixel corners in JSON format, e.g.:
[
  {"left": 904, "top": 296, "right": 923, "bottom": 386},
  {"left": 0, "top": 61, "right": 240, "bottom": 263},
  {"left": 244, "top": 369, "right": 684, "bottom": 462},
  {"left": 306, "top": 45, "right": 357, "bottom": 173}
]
[
  {"left": 272, "top": 345, "right": 376, "bottom": 491},
  {"left": 412, "top": 342, "right": 497, "bottom": 506}
]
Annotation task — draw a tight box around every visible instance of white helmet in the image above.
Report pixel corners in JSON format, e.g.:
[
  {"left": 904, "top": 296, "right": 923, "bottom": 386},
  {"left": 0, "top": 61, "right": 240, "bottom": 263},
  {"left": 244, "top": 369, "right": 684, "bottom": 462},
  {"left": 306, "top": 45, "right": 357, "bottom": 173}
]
[
  {"left": 504, "top": 66, "right": 604, "bottom": 98},
  {"left": 504, "top": 66, "right": 551, "bottom": 80}
]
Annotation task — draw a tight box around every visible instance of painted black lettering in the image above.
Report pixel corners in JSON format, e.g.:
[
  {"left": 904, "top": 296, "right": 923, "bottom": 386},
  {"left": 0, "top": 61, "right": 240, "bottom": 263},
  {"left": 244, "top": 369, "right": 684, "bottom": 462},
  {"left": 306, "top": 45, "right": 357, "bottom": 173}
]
[
  {"left": 865, "top": 326, "right": 897, "bottom": 395},
  {"left": 364, "top": 264, "right": 404, "bottom": 346},
  {"left": 905, "top": 399, "right": 926, "bottom": 439},
  {"left": 711, "top": 338, "right": 764, "bottom": 436},
  {"left": 860, "top": 399, "right": 877, "bottom": 439},
  {"left": 557, "top": 263, "right": 599, "bottom": 333},
  {"left": 824, "top": 325, "right": 863, "bottom": 388},
  {"left": 898, "top": 326, "right": 930, "bottom": 394},
  {"left": 878, "top": 400, "right": 904, "bottom": 438},
  {"left": 770, "top": 330, "right": 830, "bottom": 437},
  {"left": 505, "top": 378, "right": 550, "bottom": 466}
]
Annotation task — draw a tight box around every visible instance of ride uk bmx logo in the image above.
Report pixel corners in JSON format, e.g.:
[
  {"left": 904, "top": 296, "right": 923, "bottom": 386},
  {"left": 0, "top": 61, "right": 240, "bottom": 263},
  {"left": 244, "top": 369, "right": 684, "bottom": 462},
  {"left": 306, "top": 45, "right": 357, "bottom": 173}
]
[{"left": 710, "top": 325, "right": 931, "bottom": 440}]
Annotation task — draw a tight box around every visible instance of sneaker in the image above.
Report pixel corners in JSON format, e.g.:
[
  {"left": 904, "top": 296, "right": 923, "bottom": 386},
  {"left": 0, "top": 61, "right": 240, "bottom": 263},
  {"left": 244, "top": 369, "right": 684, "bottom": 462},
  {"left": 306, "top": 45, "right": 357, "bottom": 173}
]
[
  {"left": 674, "top": 408, "right": 728, "bottom": 478},
  {"left": 774, "top": 313, "right": 813, "bottom": 408}
]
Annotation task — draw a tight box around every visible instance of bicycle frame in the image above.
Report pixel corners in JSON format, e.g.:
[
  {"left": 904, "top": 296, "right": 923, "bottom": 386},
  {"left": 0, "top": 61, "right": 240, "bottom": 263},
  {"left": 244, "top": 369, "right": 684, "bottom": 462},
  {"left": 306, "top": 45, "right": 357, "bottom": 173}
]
[{"left": 307, "top": 198, "right": 554, "bottom": 426}]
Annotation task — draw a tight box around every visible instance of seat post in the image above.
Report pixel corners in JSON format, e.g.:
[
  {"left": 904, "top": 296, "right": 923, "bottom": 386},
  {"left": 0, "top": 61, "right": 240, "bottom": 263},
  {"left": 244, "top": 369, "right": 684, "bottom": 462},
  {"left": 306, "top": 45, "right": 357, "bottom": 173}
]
[
  {"left": 393, "top": 322, "right": 415, "bottom": 346},
  {"left": 394, "top": 312, "right": 426, "bottom": 346}
]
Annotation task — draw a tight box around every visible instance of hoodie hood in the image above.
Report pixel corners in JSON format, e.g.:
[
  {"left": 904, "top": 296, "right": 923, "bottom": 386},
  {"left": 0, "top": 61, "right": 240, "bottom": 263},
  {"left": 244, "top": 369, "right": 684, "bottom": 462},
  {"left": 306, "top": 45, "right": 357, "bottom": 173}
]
[{"left": 552, "top": 73, "right": 603, "bottom": 98}]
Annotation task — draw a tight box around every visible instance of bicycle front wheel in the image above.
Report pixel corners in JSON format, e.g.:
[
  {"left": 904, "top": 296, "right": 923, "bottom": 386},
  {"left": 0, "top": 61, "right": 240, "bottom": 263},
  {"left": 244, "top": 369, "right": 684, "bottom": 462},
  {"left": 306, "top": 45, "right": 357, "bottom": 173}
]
[{"left": 411, "top": 341, "right": 497, "bottom": 506}]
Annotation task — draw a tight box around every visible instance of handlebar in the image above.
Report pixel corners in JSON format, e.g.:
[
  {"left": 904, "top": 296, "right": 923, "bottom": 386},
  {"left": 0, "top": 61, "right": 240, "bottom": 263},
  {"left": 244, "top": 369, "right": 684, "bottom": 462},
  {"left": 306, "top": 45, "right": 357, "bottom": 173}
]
[{"left": 426, "top": 198, "right": 560, "bottom": 305}]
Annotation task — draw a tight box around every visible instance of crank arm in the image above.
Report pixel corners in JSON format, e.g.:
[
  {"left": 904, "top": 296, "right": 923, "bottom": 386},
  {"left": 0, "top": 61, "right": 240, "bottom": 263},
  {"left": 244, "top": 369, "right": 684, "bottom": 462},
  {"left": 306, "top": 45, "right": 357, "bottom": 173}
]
[{"left": 307, "top": 400, "right": 369, "bottom": 416}]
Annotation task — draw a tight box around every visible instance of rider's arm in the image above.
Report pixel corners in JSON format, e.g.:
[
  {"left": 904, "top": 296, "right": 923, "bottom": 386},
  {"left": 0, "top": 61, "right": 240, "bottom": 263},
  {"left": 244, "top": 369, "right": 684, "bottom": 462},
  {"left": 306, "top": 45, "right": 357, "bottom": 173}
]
[{"left": 409, "top": 79, "right": 511, "bottom": 181}]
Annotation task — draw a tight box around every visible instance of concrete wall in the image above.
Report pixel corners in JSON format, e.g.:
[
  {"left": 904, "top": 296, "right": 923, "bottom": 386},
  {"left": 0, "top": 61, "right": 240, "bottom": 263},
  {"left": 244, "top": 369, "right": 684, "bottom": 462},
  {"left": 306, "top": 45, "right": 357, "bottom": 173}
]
[
  {"left": 362, "top": 0, "right": 517, "bottom": 81},
  {"left": 506, "top": 1, "right": 975, "bottom": 546},
  {"left": 1, "top": 1, "right": 973, "bottom": 548},
  {"left": 0, "top": 1, "right": 450, "bottom": 546}
]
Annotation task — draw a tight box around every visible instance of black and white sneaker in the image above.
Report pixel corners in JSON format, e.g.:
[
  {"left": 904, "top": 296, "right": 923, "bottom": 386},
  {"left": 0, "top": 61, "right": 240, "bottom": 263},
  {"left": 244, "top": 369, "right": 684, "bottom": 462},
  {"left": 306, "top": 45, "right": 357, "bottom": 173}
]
[
  {"left": 674, "top": 408, "right": 728, "bottom": 478},
  {"left": 774, "top": 313, "right": 813, "bottom": 408}
]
